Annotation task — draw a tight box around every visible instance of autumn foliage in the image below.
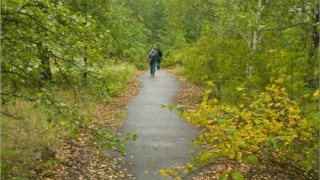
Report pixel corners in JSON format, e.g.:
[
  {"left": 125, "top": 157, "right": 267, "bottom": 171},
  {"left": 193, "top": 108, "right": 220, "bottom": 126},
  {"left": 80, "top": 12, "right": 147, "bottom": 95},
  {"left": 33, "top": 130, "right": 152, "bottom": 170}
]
[{"left": 162, "top": 78, "right": 318, "bottom": 179}]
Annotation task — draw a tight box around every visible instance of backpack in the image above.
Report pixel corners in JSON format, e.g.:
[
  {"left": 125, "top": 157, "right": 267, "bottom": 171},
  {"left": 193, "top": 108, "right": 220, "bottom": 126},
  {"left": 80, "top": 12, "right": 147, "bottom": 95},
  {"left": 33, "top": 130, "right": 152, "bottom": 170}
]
[{"left": 149, "top": 50, "right": 158, "bottom": 62}]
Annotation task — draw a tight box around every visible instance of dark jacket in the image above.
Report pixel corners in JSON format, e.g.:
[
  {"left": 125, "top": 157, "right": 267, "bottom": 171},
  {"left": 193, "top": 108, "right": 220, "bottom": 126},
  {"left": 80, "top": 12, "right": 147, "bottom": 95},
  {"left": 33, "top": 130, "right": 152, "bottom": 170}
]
[{"left": 157, "top": 49, "right": 163, "bottom": 58}]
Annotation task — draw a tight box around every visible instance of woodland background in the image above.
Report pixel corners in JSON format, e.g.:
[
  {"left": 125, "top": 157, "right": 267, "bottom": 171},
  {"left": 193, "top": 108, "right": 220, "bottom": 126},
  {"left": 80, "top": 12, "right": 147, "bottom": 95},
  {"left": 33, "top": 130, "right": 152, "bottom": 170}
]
[{"left": 1, "top": 0, "right": 319, "bottom": 179}]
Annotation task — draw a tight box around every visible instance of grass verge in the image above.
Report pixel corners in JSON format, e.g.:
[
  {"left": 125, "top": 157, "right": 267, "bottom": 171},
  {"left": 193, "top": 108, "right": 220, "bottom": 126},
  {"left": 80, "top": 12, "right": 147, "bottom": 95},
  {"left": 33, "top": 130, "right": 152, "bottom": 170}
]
[{"left": 1, "top": 63, "right": 139, "bottom": 179}]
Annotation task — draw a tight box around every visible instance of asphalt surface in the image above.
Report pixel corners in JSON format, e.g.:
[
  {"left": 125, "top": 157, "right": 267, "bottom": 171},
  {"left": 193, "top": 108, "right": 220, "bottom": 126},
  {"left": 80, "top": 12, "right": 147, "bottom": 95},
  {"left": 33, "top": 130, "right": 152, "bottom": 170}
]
[{"left": 120, "top": 69, "right": 199, "bottom": 180}]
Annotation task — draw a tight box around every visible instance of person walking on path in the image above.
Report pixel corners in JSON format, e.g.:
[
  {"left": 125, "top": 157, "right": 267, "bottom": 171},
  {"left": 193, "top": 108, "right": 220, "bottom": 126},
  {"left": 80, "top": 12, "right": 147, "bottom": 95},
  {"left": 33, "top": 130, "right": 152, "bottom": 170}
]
[
  {"left": 148, "top": 46, "right": 158, "bottom": 77},
  {"left": 147, "top": 45, "right": 152, "bottom": 55},
  {"left": 156, "top": 47, "right": 163, "bottom": 70}
]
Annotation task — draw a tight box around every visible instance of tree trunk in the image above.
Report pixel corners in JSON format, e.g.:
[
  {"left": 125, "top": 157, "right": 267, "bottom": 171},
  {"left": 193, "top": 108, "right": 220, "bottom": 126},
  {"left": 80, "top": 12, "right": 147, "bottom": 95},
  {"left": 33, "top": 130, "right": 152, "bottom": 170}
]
[
  {"left": 38, "top": 43, "right": 52, "bottom": 82},
  {"left": 306, "top": 9, "right": 319, "bottom": 89},
  {"left": 248, "top": 0, "right": 263, "bottom": 75},
  {"left": 83, "top": 0, "right": 88, "bottom": 80},
  {"left": 84, "top": 48, "right": 88, "bottom": 79}
]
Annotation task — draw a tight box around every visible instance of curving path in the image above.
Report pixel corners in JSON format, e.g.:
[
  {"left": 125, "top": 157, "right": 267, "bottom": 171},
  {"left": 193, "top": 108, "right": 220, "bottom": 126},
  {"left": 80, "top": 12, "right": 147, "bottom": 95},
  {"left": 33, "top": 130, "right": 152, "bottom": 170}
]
[{"left": 120, "top": 69, "right": 199, "bottom": 180}]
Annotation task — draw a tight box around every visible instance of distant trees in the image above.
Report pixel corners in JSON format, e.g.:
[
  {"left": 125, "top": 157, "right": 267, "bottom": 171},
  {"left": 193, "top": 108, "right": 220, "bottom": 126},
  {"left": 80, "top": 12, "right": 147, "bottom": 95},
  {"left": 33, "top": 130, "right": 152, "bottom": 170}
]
[{"left": 160, "top": 0, "right": 319, "bottom": 103}]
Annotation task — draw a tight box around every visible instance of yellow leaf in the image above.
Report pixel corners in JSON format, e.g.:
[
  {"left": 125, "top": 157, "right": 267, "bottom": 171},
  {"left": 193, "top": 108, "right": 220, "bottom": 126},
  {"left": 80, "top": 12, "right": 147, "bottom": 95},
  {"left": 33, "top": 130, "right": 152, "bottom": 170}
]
[
  {"left": 206, "top": 81, "right": 215, "bottom": 87},
  {"left": 159, "top": 169, "right": 166, "bottom": 175},
  {"left": 60, "top": 121, "right": 66, "bottom": 126},
  {"left": 205, "top": 89, "right": 212, "bottom": 94},
  {"left": 236, "top": 87, "right": 244, "bottom": 91},
  {"left": 276, "top": 77, "right": 284, "bottom": 84},
  {"left": 173, "top": 170, "right": 179, "bottom": 176},
  {"left": 313, "top": 91, "right": 319, "bottom": 98},
  {"left": 228, "top": 153, "right": 235, "bottom": 159},
  {"left": 237, "top": 152, "right": 243, "bottom": 162},
  {"left": 137, "top": 14, "right": 144, "bottom": 21},
  {"left": 207, "top": 120, "right": 214, "bottom": 125},
  {"left": 186, "top": 117, "right": 191, "bottom": 122},
  {"left": 239, "top": 104, "right": 244, "bottom": 108},
  {"left": 279, "top": 110, "right": 285, "bottom": 115},
  {"left": 238, "top": 141, "right": 246, "bottom": 148}
]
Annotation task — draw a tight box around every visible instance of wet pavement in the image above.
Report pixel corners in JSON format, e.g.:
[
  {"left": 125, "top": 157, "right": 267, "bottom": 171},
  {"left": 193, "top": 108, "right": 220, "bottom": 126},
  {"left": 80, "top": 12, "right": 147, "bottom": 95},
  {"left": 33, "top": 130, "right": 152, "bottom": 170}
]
[{"left": 120, "top": 69, "right": 199, "bottom": 180}]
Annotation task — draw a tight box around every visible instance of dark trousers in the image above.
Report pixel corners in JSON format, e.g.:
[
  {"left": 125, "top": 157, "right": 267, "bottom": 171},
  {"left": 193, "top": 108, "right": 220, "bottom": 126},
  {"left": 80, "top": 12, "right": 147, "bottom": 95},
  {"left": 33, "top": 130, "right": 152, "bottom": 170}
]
[
  {"left": 157, "top": 57, "right": 161, "bottom": 69},
  {"left": 150, "top": 60, "right": 156, "bottom": 76}
]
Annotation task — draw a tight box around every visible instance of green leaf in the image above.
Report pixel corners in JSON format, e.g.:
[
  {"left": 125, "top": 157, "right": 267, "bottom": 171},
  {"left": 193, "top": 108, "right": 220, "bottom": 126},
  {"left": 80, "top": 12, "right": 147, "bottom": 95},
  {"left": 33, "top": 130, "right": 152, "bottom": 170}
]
[
  {"left": 168, "top": 105, "right": 175, "bottom": 111},
  {"left": 298, "top": 161, "right": 312, "bottom": 172},
  {"left": 243, "top": 155, "right": 258, "bottom": 165},
  {"left": 179, "top": 111, "right": 185, "bottom": 119},
  {"left": 47, "top": 115, "right": 52, "bottom": 123},
  {"left": 227, "top": 128, "right": 236, "bottom": 134},
  {"left": 225, "top": 120, "right": 232, "bottom": 126},
  {"left": 216, "top": 119, "right": 225, "bottom": 124},
  {"left": 231, "top": 171, "right": 244, "bottom": 180},
  {"left": 220, "top": 171, "right": 229, "bottom": 180},
  {"left": 176, "top": 105, "right": 185, "bottom": 111},
  {"left": 133, "top": 134, "right": 138, "bottom": 141},
  {"left": 271, "top": 141, "right": 278, "bottom": 148},
  {"left": 161, "top": 103, "right": 168, "bottom": 108},
  {"left": 268, "top": 49, "right": 277, "bottom": 53}
]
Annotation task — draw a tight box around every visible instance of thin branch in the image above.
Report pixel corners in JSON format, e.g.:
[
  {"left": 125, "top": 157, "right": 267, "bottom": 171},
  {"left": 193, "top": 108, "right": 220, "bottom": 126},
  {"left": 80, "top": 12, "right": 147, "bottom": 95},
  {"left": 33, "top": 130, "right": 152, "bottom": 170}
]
[
  {"left": 182, "top": 161, "right": 220, "bottom": 179},
  {"left": 1, "top": 92, "right": 37, "bottom": 102},
  {"left": 1, "top": 70, "right": 28, "bottom": 80},
  {"left": 1, "top": 111, "right": 29, "bottom": 132},
  {"left": 52, "top": 54, "right": 101, "bottom": 80},
  {"left": 16, "top": 12, "right": 55, "bottom": 34},
  {"left": 52, "top": 57, "right": 78, "bottom": 104},
  {"left": 240, "top": 32, "right": 251, "bottom": 46},
  {"left": 1, "top": 111, "right": 22, "bottom": 120},
  {"left": 261, "top": 22, "right": 313, "bottom": 31}
]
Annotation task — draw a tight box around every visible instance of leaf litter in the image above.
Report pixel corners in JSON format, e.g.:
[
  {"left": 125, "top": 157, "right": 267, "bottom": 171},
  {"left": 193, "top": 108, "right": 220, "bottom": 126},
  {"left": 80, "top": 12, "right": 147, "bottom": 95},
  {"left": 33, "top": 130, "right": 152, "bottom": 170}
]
[{"left": 38, "top": 72, "right": 142, "bottom": 179}]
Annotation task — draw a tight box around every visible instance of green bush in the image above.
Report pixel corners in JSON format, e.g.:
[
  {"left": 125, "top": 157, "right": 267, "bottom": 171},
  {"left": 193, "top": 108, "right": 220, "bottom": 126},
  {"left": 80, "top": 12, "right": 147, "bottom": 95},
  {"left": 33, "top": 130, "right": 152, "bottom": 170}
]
[
  {"left": 1, "top": 63, "right": 138, "bottom": 179},
  {"left": 162, "top": 80, "right": 319, "bottom": 179}
]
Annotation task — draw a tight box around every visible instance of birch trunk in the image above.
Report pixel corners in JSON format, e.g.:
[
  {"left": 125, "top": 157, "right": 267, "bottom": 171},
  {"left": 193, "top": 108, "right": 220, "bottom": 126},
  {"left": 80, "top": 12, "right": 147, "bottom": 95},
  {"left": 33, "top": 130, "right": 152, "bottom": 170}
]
[{"left": 248, "top": 0, "right": 265, "bottom": 75}]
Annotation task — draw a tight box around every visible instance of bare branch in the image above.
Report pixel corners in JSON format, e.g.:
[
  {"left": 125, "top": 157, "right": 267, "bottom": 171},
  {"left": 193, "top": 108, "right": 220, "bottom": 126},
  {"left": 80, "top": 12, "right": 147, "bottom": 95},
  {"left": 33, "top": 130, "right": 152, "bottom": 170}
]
[
  {"left": 240, "top": 32, "right": 251, "bottom": 47},
  {"left": 1, "top": 111, "right": 23, "bottom": 120},
  {"left": 52, "top": 54, "right": 101, "bottom": 80},
  {"left": 261, "top": 22, "right": 313, "bottom": 31},
  {"left": 1, "top": 92, "right": 37, "bottom": 102}
]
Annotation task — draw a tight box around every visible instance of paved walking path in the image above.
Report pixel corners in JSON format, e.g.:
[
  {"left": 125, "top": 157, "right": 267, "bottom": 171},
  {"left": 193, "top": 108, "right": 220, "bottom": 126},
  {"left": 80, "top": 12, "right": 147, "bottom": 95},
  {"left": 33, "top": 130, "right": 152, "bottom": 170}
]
[{"left": 120, "top": 69, "right": 199, "bottom": 180}]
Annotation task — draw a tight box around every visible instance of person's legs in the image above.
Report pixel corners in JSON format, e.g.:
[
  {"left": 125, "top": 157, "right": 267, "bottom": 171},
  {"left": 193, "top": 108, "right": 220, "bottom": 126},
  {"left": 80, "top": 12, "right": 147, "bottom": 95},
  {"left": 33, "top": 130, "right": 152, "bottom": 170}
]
[
  {"left": 150, "top": 61, "right": 156, "bottom": 76},
  {"left": 152, "top": 61, "right": 156, "bottom": 76},
  {"left": 157, "top": 58, "right": 161, "bottom": 69}
]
